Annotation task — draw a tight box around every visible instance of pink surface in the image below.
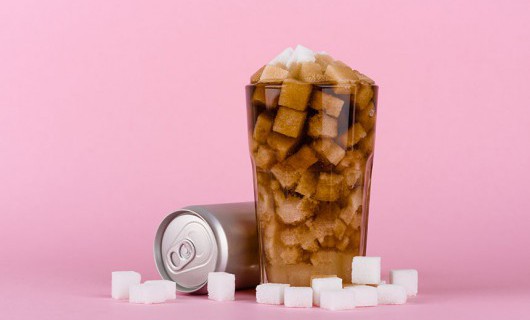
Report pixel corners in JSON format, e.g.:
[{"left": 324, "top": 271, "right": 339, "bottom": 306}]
[{"left": 1, "top": 0, "right": 529, "bottom": 319}]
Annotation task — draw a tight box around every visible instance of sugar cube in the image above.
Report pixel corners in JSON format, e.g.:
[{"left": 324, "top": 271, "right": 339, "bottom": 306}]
[
  {"left": 320, "top": 289, "right": 356, "bottom": 311},
  {"left": 284, "top": 287, "right": 313, "bottom": 308},
  {"left": 299, "top": 62, "right": 326, "bottom": 83},
  {"left": 275, "top": 195, "right": 317, "bottom": 225},
  {"left": 256, "top": 283, "right": 290, "bottom": 305},
  {"left": 295, "top": 171, "right": 318, "bottom": 197},
  {"left": 314, "top": 172, "right": 344, "bottom": 202},
  {"left": 253, "top": 113, "right": 273, "bottom": 143},
  {"left": 129, "top": 284, "right": 167, "bottom": 304},
  {"left": 345, "top": 285, "right": 378, "bottom": 307},
  {"left": 285, "top": 145, "right": 318, "bottom": 172},
  {"left": 272, "top": 107, "right": 307, "bottom": 138},
  {"left": 143, "top": 280, "right": 177, "bottom": 300},
  {"left": 286, "top": 45, "right": 316, "bottom": 68},
  {"left": 308, "top": 113, "right": 338, "bottom": 138},
  {"left": 311, "top": 276, "right": 342, "bottom": 306},
  {"left": 260, "top": 65, "right": 289, "bottom": 83},
  {"left": 254, "top": 145, "right": 277, "bottom": 170},
  {"left": 377, "top": 284, "right": 407, "bottom": 305},
  {"left": 112, "top": 271, "right": 141, "bottom": 299},
  {"left": 207, "top": 272, "right": 235, "bottom": 302},
  {"left": 390, "top": 269, "right": 418, "bottom": 296},
  {"left": 311, "top": 138, "right": 345, "bottom": 165},
  {"left": 269, "top": 47, "right": 294, "bottom": 68},
  {"left": 338, "top": 123, "right": 367, "bottom": 149},
  {"left": 270, "top": 162, "right": 300, "bottom": 189},
  {"left": 266, "top": 132, "right": 297, "bottom": 161},
  {"left": 351, "top": 256, "right": 381, "bottom": 285},
  {"left": 354, "top": 82, "right": 374, "bottom": 110},
  {"left": 311, "top": 91, "right": 344, "bottom": 118},
  {"left": 278, "top": 79, "right": 312, "bottom": 111}
]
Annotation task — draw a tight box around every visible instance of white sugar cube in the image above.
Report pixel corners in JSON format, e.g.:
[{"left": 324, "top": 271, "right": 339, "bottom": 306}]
[
  {"left": 207, "top": 272, "right": 235, "bottom": 302},
  {"left": 320, "top": 289, "right": 356, "bottom": 311},
  {"left": 311, "top": 277, "right": 342, "bottom": 306},
  {"left": 390, "top": 269, "right": 418, "bottom": 296},
  {"left": 351, "top": 256, "right": 381, "bottom": 285},
  {"left": 129, "top": 284, "right": 167, "bottom": 304},
  {"left": 377, "top": 284, "right": 407, "bottom": 305},
  {"left": 269, "top": 47, "right": 293, "bottom": 67},
  {"left": 111, "top": 271, "right": 141, "bottom": 299},
  {"left": 256, "top": 283, "right": 290, "bottom": 305},
  {"left": 284, "top": 287, "right": 313, "bottom": 308},
  {"left": 144, "top": 280, "right": 177, "bottom": 300},
  {"left": 345, "top": 285, "right": 378, "bottom": 307},
  {"left": 286, "top": 45, "right": 316, "bottom": 68}
]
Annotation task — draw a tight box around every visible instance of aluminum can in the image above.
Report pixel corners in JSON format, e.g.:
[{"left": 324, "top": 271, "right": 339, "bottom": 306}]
[{"left": 154, "top": 202, "right": 260, "bottom": 293}]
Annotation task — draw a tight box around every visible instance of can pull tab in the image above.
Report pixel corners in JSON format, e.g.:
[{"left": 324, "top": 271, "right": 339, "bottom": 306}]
[{"left": 166, "top": 239, "right": 196, "bottom": 272}]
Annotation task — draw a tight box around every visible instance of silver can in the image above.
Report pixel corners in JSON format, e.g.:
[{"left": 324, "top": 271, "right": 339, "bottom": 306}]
[{"left": 154, "top": 202, "right": 260, "bottom": 294}]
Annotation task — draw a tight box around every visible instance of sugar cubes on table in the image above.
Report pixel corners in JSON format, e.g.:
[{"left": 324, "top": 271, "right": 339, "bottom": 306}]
[
  {"left": 111, "top": 271, "right": 141, "bottom": 299},
  {"left": 351, "top": 256, "right": 381, "bottom": 285},
  {"left": 311, "top": 276, "right": 342, "bottom": 306},
  {"left": 345, "top": 285, "right": 378, "bottom": 307},
  {"left": 129, "top": 284, "right": 167, "bottom": 304},
  {"left": 390, "top": 269, "right": 418, "bottom": 296},
  {"left": 144, "top": 280, "right": 177, "bottom": 300},
  {"left": 207, "top": 272, "right": 235, "bottom": 302},
  {"left": 256, "top": 283, "right": 290, "bottom": 305},
  {"left": 377, "top": 284, "right": 407, "bottom": 305},
  {"left": 284, "top": 287, "right": 313, "bottom": 308},
  {"left": 320, "top": 289, "right": 356, "bottom": 311}
]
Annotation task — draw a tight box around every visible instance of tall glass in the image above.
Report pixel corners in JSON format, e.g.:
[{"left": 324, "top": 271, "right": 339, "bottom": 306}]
[{"left": 246, "top": 81, "right": 377, "bottom": 286}]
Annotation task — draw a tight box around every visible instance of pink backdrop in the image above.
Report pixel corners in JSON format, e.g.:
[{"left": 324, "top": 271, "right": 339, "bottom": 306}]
[{"left": 1, "top": 0, "right": 529, "bottom": 319}]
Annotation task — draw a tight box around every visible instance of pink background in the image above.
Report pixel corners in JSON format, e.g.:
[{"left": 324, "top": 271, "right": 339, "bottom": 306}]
[{"left": 1, "top": 0, "right": 529, "bottom": 319}]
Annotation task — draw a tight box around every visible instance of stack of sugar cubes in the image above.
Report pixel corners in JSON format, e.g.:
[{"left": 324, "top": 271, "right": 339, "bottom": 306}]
[
  {"left": 253, "top": 256, "right": 418, "bottom": 311},
  {"left": 111, "top": 271, "right": 177, "bottom": 304}
]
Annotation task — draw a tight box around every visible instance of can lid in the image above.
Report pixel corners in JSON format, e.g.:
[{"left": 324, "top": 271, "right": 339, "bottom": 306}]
[{"left": 154, "top": 209, "right": 221, "bottom": 293}]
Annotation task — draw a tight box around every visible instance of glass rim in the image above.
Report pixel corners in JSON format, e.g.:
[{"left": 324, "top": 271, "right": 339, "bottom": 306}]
[{"left": 246, "top": 82, "right": 378, "bottom": 89}]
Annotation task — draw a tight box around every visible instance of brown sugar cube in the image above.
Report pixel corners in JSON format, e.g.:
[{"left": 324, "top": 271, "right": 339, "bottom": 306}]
[
  {"left": 314, "top": 172, "right": 344, "bottom": 202},
  {"left": 311, "top": 91, "right": 345, "bottom": 118},
  {"left": 280, "top": 225, "right": 319, "bottom": 252},
  {"left": 253, "top": 113, "right": 274, "bottom": 143},
  {"left": 354, "top": 70, "right": 375, "bottom": 85},
  {"left": 278, "top": 79, "right": 312, "bottom": 111},
  {"left": 299, "top": 62, "right": 327, "bottom": 83},
  {"left": 342, "top": 167, "right": 363, "bottom": 189},
  {"left": 359, "top": 130, "right": 375, "bottom": 155},
  {"left": 308, "top": 113, "right": 338, "bottom": 138},
  {"left": 270, "top": 178, "right": 281, "bottom": 191},
  {"left": 315, "top": 53, "right": 334, "bottom": 70},
  {"left": 280, "top": 246, "right": 303, "bottom": 264},
  {"left": 252, "top": 86, "right": 280, "bottom": 109},
  {"left": 310, "top": 250, "right": 340, "bottom": 266},
  {"left": 338, "top": 123, "right": 367, "bottom": 149},
  {"left": 266, "top": 132, "right": 297, "bottom": 161},
  {"left": 295, "top": 171, "right": 318, "bottom": 197},
  {"left": 340, "top": 188, "right": 363, "bottom": 224},
  {"left": 276, "top": 195, "right": 317, "bottom": 225},
  {"left": 270, "top": 162, "right": 301, "bottom": 190},
  {"left": 256, "top": 171, "right": 270, "bottom": 186},
  {"left": 285, "top": 145, "right": 318, "bottom": 172},
  {"left": 357, "top": 102, "right": 376, "bottom": 131},
  {"left": 254, "top": 145, "right": 277, "bottom": 170},
  {"left": 249, "top": 138, "right": 259, "bottom": 154},
  {"left": 324, "top": 64, "right": 359, "bottom": 83},
  {"left": 280, "top": 226, "right": 301, "bottom": 246},
  {"left": 350, "top": 210, "right": 362, "bottom": 230},
  {"left": 311, "top": 202, "right": 340, "bottom": 243},
  {"left": 262, "top": 219, "right": 280, "bottom": 263},
  {"left": 312, "top": 138, "right": 346, "bottom": 166},
  {"left": 251, "top": 66, "right": 265, "bottom": 83},
  {"left": 333, "top": 219, "right": 347, "bottom": 239},
  {"left": 336, "top": 237, "right": 350, "bottom": 251},
  {"left": 256, "top": 185, "right": 275, "bottom": 223},
  {"left": 319, "top": 236, "right": 336, "bottom": 248},
  {"left": 272, "top": 107, "right": 307, "bottom": 138},
  {"left": 260, "top": 65, "right": 289, "bottom": 83},
  {"left": 354, "top": 82, "right": 374, "bottom": 110},
  {"left": 336, "top": 150, "right": 365, "bottom": 172}
]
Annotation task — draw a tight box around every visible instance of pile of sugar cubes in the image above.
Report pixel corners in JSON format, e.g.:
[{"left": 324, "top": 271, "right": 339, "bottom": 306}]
[
  {"left": 111, "top": 271, "right": 176, "bottom": 304},
  {"left": 254, "top": 257, "right": 418, "bottom": 310},
  {"left": 112, "top": 257, "right": 418, "bottom": 311}
]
